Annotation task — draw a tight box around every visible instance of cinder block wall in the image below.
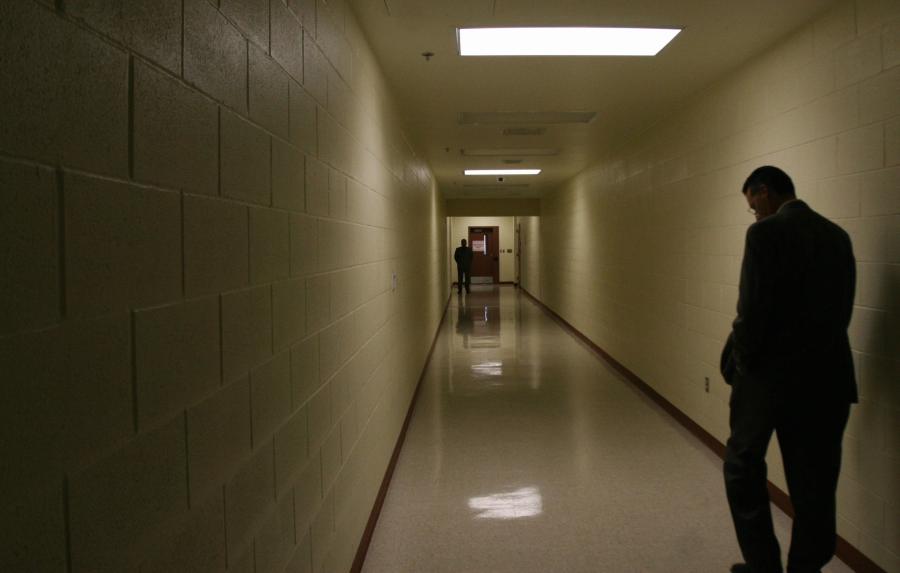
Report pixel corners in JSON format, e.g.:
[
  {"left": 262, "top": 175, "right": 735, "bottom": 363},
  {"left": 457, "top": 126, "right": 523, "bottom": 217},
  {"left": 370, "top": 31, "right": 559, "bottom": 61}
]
[
  {"left": 0, "top": 1, "right": 447, "bottom": 572},
  {"left": 518, "top": 216, "right": 541, "bottom": 298},
  {"left": 533, "top": 1, "right": 900, "bottom": 570}
]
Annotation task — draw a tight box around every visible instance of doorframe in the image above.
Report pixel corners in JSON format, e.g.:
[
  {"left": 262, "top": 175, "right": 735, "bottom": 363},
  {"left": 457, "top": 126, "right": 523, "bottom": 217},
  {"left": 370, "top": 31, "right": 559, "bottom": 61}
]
[{"left": 468, "top": 226, "right": 500, "bottom": 284}]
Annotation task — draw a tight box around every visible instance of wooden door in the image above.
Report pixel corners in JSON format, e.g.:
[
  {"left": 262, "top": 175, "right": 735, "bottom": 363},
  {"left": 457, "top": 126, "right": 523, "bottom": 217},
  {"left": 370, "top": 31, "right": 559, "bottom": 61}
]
[{"left": 468, "top": 227, "right": 499, "bottom": 284}]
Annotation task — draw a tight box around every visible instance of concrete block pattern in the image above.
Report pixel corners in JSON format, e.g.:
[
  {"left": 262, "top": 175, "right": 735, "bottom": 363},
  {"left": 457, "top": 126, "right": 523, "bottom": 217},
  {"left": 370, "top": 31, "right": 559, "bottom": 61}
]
[
  {"left": 222, "top": 285, "right": 274, "bottom": 383},
  {"left": 133, "top": 60, "right": 218, "bottom": 195},
  {"left": 303, "top": 34, "right": 329, "bottom": 104},
  {"left": 254, "top": 493, "right": 296, "bottom": 573},
  {"left": 64, "top": 173, "right": 181, "bottom": 317},
  {"left": 290, "top": 82, "right": 319, "bottom": 155},
  {"left": 274, "top": 277, "right": 308, "bottom": 350},
  {"left": 288, "top": 0, "right": 317, "bottom": 32},
  {"left": 285, "top": 531, "right": 313, "bottom": 573},
  {"left": 225, "top": 442, "right": 275, "bottom": 555},
  {"left": 0, "top": 314, "right": 132, "bottom": 490},
  {"left": 306, "top": 274, "right": 331, "bottom": 332},
  {"left": 812, "top": 1, "right": 856, "bottom": 57},
  {"left": 838, "top": 123, "right": 885, "bottom": 174},
  {"left": 184, "top": 194, "right": 249, "bottom": 296},
  {"left": 294, "top": 453, "right": 323, "bottom": 534},
  {"left": 68, "top": 416, "right": 188, "bottom": 573},
  {"left": 835, "top": 33, "right": 883, "bottom": 88},
  {"left": 68, "top": 0, "right": 181, "bottom": 73},
  {"left": 320, "top": 426, "right": 342, "bottom": 494},
  {"left": 0, "top": 481, "right": 65, "bottom": 573},
  {"left": 222, "top": 109, "right": 272, "bottom": 205},
  {"left": 316, "top": 2, "right": 351, "bottom": 81},
  {"left": 861, "top": 167, "right": 900, "bottom": 216},
  {"left": 250, "top": 352, "right": 292, "bottom": 448},
  {"left": 221, "top": 0, "right": 270, "bottom": 50},
  {"left": 0, "top": 159, "right": 58, "bottom": 336},
  {"left": 187, "top": 377, "right": 252, "bottom": 502},
  {"left": 138, "top": 492, "right": 227, "bottom": 573},
  {"left": 272, "top": 0, "right": 305, "bottom": 83},
  {"left": 887, "top": 117, "right": 900, "bottom": 166},
  {"left": 291, "top": 213, "right": 319, "bottom": 276},
  {"left": 250, "top": 207, "right": 291, "bottom": 283},
  {"left": 275, "top": 408, "right": 309, "bottom": 496},
  {"left": 134, "top": 296, "right": 221, "bottom": 429},
  {"left": 860, "top": 66, "right": 900, "bottom": 124},
  {"left": 306, "top": 156, "right": 330, "bottom": 215},
  {"left": 291, "top": 335, "right": 321, "bottom": 408},
  {"left": 250, "top": 45, "right": 290, "bottom": 138},
  {"left": 329, "top": 168, "right": 347, "bottom": 219},
  {"left": 184, "top": 0, "right": 248, "bottom": 112},
  {"left": 310, "top": 492, "right": 335, "bottom": 573},
  {"left": 0, "top": 2, "right": 128, "bottom": 176},
  {"left": 273, "top": 139, "right": 306, "bottom": 211},
  {"left": 307, "top": 383, "right": 332, "bottom": 451}
]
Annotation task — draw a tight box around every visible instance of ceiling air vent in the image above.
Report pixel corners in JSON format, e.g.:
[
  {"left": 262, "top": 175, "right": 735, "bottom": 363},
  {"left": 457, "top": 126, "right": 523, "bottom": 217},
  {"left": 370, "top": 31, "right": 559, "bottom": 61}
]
[
  {"left": 462, "top": 148, "right": 559, "bottom": 156},
  {"left": 463, "top": 183, "right": 529, "bottom": 189},
  {"left": 459, "top": 111, "right": 596, "bottom": 125},
  {"left": 502, "top": 127, "right": 546, "bottom": 136}
]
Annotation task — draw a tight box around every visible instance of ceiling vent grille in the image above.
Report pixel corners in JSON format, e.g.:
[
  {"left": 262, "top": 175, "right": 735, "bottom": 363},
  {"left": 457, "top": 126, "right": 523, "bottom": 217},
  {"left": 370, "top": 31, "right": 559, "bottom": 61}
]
[
  {"left": 459, "top": 111, "right": 596, "bottom": 125},
  {"left": 462, "top": 148, "right": 559, "bottom": 156},
  {"left": 502, "top": 127, "right": 546, "bottom": 136}
]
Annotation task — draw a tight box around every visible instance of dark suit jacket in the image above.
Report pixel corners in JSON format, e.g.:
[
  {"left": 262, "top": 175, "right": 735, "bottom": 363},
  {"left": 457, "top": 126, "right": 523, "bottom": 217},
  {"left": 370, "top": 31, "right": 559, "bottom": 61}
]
[
  {"left": 721, "top": 200, "right": 857, "bottom": 403},
  {"left": 454, "top": 246, "right": 473, "bottom": 271}
]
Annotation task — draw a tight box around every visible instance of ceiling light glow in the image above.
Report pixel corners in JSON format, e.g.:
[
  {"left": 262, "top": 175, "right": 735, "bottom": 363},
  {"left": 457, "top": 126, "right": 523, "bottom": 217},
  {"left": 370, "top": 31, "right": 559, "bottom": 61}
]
[
  {"left": 464, "top": 169, "right": 541, "bottom": 176},
  {"left": 458, "top": 27, "right": 681, "bottom": 57}
]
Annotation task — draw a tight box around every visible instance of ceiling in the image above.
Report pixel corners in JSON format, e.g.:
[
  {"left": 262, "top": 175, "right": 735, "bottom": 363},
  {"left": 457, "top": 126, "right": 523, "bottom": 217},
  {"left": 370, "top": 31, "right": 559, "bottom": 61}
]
[{"left": 348, "top": 0, "right": 837, "bottom": 198}]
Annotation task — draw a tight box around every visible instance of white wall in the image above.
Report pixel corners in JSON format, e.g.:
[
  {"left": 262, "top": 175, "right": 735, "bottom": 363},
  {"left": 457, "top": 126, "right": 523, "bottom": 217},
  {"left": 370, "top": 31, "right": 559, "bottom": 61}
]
[
  {"left": 449, "top": 216, "right": 517, "bottom": 283},
  {"left": 529, "top": 1, "right": 900, "bottom": 570}
]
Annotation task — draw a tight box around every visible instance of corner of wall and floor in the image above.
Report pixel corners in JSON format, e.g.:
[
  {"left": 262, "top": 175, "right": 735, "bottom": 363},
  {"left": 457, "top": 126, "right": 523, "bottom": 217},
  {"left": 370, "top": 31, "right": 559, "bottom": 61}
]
[
  {"left": 0, "top": 1, "right": 448, "bottom": 572},
  {"left": 520, "top": 2, "right": 900, "bottom": 571}
]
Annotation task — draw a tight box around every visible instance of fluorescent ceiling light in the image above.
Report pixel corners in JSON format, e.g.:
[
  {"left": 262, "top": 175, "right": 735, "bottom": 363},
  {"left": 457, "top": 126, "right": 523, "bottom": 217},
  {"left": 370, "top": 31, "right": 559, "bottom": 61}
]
[
  {"left": 465, "top": 169, "right": 541, "bottom": 176},
  {"left": 458, "top": 27, "right": 681, "bottom": 56}
]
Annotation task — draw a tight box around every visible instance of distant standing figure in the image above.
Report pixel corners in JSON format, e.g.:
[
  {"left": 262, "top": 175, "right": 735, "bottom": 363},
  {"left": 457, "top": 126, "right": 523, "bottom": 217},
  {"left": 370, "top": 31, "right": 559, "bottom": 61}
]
[
  {"left": 454, "top": 239, "right": 473, "bottom": 294},
  {"left": 721, "top": 166, "right": 857, "bottom": 573}
]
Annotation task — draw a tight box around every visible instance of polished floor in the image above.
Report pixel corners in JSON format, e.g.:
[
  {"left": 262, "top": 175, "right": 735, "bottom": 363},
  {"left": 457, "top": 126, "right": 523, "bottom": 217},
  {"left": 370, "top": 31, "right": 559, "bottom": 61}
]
[{"left": 362, "top": 286, "right": 852, "bottom": 573}]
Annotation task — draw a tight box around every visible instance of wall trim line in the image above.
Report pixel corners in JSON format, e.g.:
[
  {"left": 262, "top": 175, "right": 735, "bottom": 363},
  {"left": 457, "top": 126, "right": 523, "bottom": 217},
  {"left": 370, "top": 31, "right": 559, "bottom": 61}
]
[
  {"left": 351, "top": 292, "right": 453, "bottom": 573},
  {"left": 517, "top": 287, "right": 885, "bottom": 573}
]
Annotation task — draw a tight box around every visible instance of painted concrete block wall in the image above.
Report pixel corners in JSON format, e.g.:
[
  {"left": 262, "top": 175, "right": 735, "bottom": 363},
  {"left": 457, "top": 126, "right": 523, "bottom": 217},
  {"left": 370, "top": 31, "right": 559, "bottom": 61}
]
[
  {"left": 449, "top": 216, "right": 516, "bottom": 283},
  {"left": 0, "top": 1, "right": 447, "bottom": 572},
  {"left": 532, "top": 1, "right": 900, "bottom": 570},
  {"left": 518, "top": 216, "right": 541, "bottom": 298}
]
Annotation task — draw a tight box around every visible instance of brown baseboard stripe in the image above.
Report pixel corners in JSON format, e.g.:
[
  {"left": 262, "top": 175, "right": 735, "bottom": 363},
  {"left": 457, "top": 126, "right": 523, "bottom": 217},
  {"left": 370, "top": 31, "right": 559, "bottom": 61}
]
[
  {"left": 518, "top": 287, "right": 885, "bottom": 573},
  {"left": 351, "top": 293, "right": 453, "bottom": 573}
]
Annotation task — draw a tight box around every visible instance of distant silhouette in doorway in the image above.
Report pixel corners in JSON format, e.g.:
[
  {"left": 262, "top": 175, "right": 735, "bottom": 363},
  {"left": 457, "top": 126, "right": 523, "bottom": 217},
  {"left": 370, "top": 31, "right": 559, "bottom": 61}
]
[{"left": 454, "top": 239, "right": 473, "bottom": 294}]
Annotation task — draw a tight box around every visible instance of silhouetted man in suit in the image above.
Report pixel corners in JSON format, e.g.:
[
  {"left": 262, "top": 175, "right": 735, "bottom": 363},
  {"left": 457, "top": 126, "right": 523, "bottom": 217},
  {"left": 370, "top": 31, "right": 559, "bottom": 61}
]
[
  {"left": 454, "top": 239, "right": 473, "bottom": 294},
  {"left": 721, "top": 166, "right": 856, "bottom": 573}
]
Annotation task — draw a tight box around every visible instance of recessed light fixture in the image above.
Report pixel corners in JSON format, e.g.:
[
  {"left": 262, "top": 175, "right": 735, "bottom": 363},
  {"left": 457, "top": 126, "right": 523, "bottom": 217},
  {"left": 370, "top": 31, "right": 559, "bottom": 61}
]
[
  {"left": 464, "top": 169, "right": 541, "bottom": 176},
  {"left": 458, "top": 27, "right": 681, "bottom": 56}
]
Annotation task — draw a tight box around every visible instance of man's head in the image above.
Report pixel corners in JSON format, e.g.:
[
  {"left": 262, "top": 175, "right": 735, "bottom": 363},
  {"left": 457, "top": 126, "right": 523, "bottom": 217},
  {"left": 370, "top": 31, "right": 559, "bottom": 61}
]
[
  {"left": 461, "top": 239, "right": 467, "bottom": 247},
  {"left": 742, "top": 166, "right": 796, "bottom": 221}
]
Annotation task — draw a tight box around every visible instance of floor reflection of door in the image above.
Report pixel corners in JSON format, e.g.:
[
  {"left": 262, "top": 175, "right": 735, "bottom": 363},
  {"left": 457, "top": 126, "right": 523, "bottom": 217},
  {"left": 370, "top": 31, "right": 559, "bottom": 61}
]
[{"left": 468, "top": 226, "right": 499, "bottom": 284}]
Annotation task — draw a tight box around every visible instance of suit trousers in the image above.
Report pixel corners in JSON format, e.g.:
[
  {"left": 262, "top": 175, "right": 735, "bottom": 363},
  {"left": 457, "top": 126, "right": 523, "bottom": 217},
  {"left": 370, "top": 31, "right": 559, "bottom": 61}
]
[
  {"left": 457, "top": 268, "right": 471, "bottom": 292},
  {"left": 724, "top": 375, "right": 850, "bottom": 573}
]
